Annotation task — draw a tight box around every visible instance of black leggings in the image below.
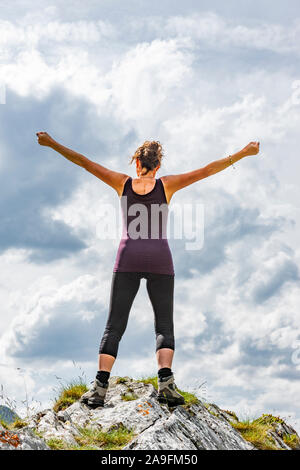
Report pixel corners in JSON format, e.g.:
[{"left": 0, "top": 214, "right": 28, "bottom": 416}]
[{"left": 99, "top": 271, "right": 175, "bottom": 358}]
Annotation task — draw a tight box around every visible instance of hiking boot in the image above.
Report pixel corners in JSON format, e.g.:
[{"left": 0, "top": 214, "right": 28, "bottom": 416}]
[
  {"left": 157, "top": 373, "right": 185, "bottom": 406},
  {"left": 79, "top": 379, "right": 109, "bottom": 408}
]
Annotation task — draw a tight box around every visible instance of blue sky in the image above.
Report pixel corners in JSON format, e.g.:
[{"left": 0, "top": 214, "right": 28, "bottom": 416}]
[{"left": 0, "top": 1, "right": 299, "bottom": 432}]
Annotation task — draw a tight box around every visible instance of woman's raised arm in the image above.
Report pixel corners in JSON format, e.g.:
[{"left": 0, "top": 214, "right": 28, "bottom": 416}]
[
  {"left": 161, "top": 142, "right": 260, "bottom": 204},
  {"left": 36, "top": 132, "right": 129, "bottom": 197}
]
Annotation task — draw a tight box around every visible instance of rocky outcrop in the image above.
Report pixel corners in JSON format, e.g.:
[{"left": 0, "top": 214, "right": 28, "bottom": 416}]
[
  {"left": 0, "top": 423, "right": 49, "bottom": 450},
  {"left": 1, "top": 376, "right": 299, "bottom": 451},
  {"left": 124, "top": 403, "right": 254, "bottom": 450}
]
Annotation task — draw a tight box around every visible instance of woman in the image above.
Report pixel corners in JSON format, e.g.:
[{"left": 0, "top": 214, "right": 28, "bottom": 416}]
[{"left": 36, "top": 131, "right": 260, "bottom": 407}]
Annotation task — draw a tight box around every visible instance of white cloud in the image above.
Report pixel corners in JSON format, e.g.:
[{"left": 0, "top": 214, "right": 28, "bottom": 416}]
[
  {"left": 0, "top": 16, "right": 116, "bottom": 48},
  {"left": 0, "top": 272, "right": 108, "bottom": 360},
  {"left": 108, "top": 38, "right": 194, "bottom": 125},
  {"left": 165, "top": 12, "right": 300, "bottom": 54}
]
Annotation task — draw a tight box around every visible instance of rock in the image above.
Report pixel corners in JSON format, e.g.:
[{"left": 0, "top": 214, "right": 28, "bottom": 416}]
[
  {"left": 57, "top": 378, "right": 170, "bottom": 435},
  {"left": 124, "top": 402, "right": 255, "bottom": 450},
  {"left": 2, "top": 376, "right": 299, "bottom": 450},
  {"left": 205, "top": 403, "right": 239, "bottom": 424},
  {"left": 0, "top": 426, "right": 49, "bottom": 450},
  {"left": 34, "top": 409, "right": 80, "bottom": 446},
  {"left": 259, "top": 416, "right": 300, "bottom": 450}
]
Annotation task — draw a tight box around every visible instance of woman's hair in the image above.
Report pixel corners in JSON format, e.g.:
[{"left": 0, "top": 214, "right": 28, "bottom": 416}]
[{"left": 129, "top": 141, "right": 164, "bottom": 175}]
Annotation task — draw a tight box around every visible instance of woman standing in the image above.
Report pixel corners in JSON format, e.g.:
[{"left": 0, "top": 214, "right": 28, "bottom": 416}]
[{"left": 36, "top": 132, "right": 260, "bottom": 407}]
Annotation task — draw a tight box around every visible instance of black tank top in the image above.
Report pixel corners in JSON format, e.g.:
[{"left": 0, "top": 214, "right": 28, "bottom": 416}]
[{"left": 113, "top": 176, "right": 174, "bottom": 275}]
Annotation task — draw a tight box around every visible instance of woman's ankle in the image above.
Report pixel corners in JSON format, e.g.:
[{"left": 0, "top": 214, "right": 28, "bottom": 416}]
[
  {"left": 158, "top": 367, "right": 172, "bottom": 378},
  {"left": 96, "top": 370, "right": 111, "bottom": 383}
]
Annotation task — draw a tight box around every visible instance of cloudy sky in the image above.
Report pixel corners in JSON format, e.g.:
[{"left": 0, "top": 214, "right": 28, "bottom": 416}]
[{"left": 0, "top": 0, "right": 300, "bottom": 432}]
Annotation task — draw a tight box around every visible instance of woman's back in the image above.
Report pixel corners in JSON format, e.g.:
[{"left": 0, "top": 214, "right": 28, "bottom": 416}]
[{"left": 113, "top": 176, "right": 174, "bottom": 275}]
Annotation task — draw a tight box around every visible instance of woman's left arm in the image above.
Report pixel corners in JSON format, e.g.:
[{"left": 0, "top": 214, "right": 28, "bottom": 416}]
[{"left": 161, "top": 142, "right": 260, "bottom": 203}]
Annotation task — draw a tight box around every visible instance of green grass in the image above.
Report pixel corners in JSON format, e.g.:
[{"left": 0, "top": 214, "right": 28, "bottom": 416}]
[
  {"left": 45, "top": 424, "right": 135, "bottom": 451},
  {"left": 115, "top": 377, "right": 139, "bottom": 401},
  {"left": 75, "top": 424, "right": 135, "bottom": 450},
  {"left": 0, "top": 415, "right": 28, "bottom": 444},
  {"left": 115, "top": 377, "right": 130, "bottom": 384},
  {"left": 204, "top": 405, "right": 239, "bottom": 422},
  {"left": 33, "top": 428, "right": 45, "bottom": 439},
  {"left": 252, "top": 413, "right": 285, "bottom": 426},
  {"left": 230, "top": 414, "right": 300, "bottom": 451},
  {"left": 204, "top": 409, "right": 300, "bottom": 450},
  {"left": 45, "top": 437, "right": 99, "bottom": 451},
  {"left": 224, "top": 410, "right": 239, "bottom": 422},
  {"left": 46, "top": 438, "right": 69, "bottom": 450},
  {"left": 136, "top": 375, "right": 158, "bottom": 389},
  {"left": 282, "top": 433, "right": 300, "bottom": 449},
  {"left": 121, "top": 392, "right": 138, "bottom": 401},
  {"left": 231, "top": 419, "right": 279, "bottom": 450},
  {"left": 231, "top": 413, "right": 300, "bottom": 450},
  {"left": 10, "top": 418, "right": 28, "bottom": 429},
  {"left": 0, "top": 417, "right": 30, "bottom": 430},
  {"left": 0, "top": 418, "right": 9, "bottom": 429},
  {"left": 53, "top": 379, "right": 88, "bottom": 413},
  {"left": 203, "top": 403, "right": 218, "bottom": 417}
]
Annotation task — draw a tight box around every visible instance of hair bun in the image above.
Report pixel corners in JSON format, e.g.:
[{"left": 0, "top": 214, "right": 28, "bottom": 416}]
[{"left": 129, "top": 140, "right": 164, "bottom": 175}]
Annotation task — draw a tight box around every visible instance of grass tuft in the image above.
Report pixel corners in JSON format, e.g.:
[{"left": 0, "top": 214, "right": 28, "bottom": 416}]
[
  {"left": 115, "top": 377, "right": 130, "bottom": 384},
  {"left": 45, "top": 424, "right": 135, "bottom": 450},
  {"left": 136, "top": 376, "right": 158, "bottom": 389},
  {"left": 231, "top": 413, "right": 300, "bottom": 450},
  {"left": 252, "top": 413, "right": 285, "bottom": 426},
  {"left": 224, "top": 410, "right": 239, "bottom": 422},
  {"left": 10, "top": 418, "right": 28, "bottom": 429},
  {"left": 231, "top": 420, "right": 278, "bottom": 450},
  {"left": 282, "top": 433, "right": 300, "bottom": 449},
  {"left": 203, "top": 403, "right": 218, "bottom": 417},
  {"left": 33, "top": 428, "right": 45, "bottom": 439},
  {"left": 53, "top": 379, "right": 88, "bottom": 413},
  {"left": 46, "top": 438, "right": 68, "bottom": 450},
  {"left": 0, "top": 418, "right": 9, "bottom": 429},
  {"left": 74, "top": 424, "right": 135, "bottom": 450},
  {"left": 121, "top": 393, "right": 138, "bottom": 401},
  {"left": 176, "top": 388, "right": 199, "bottom": 406}
]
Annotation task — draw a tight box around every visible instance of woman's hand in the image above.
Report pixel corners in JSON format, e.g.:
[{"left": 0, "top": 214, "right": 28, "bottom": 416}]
[
  {"left": 242, "top": 141, "right": 260, "bottom": 157},
  {"left": 36, "top": 131, "right": 55, "bottom": 147}
]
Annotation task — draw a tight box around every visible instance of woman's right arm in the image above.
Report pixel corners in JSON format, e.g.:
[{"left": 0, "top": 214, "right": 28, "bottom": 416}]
[
  {"left": 36, "top": 131, "right": 129, "bottom": 197},
  {"left": 161, "top": 142, "right": 260, "bottom": 204}
]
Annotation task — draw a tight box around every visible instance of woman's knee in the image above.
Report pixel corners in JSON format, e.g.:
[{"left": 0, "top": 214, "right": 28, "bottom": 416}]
[
  {"left": 99, "top": 328, "right": 122, "bottom": 357},
  {"left": 156, "top": 333, "right": 175, "bottom": 351}
]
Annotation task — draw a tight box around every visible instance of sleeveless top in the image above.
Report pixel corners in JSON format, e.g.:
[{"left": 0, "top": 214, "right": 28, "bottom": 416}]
[{"left": 113, "top": 176, "right": 174, "bottom": 275}]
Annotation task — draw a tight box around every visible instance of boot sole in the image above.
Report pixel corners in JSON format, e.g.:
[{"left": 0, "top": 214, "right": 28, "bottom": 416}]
[
  {"left": 80, "top": 397, "right": 105, "bottom": 408},
  {"left": 157, "top": 395, "right": 185, "bottom": 406},
  {"left": 87, "top": 401, "right": 104, "bottom": 409}
]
